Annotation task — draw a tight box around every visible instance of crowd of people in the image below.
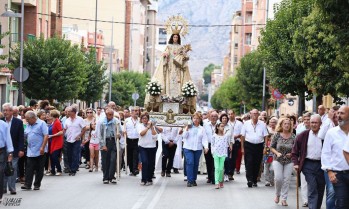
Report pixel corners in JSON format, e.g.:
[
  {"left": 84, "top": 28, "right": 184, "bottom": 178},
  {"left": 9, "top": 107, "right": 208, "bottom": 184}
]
[{"left": 0, "top": 100, "right": 349, "bottom": 209}]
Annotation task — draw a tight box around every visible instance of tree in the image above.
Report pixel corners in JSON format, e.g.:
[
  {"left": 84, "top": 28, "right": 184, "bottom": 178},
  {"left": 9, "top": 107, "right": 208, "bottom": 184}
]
[
  {"left": 211, "top": 77, "right": 243, "bottom": 114},
  {"left": 78, "top": 48, "right": 107, "bottom": 104},
  {"left": 235, "top": 51, "right": 270, "bottom": 110},
  {"left": 259, "top": 0, "right": 314, "bottom": 114},
  {"left": 0, "top": 32, "right": 9, "bottom": 68},
  {"left": 11, "top": 36, "right": 86, "bottom": 102},
  {"left": 202, "top": 63, "right": 215, "bottom": 84},
  {"left": 293, "top": 7, "right": 349, "bottom": 102},
  {"left": 107, "top": 71, "right": 149, "bottom": 107}
]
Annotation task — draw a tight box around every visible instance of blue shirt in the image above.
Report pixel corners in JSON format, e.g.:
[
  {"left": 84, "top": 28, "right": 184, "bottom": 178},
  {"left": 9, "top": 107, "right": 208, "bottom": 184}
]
[
  {"left": 25, "top": 119, "right": 48, "bottom": 157},
  {"left": 0, "top": 120, "right": 14, "bottom": 153}
]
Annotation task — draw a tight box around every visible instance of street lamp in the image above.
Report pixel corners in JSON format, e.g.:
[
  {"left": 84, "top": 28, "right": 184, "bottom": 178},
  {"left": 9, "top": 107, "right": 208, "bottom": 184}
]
[{"left": 1, "top": 0, "right": 25, "bottom": 105}]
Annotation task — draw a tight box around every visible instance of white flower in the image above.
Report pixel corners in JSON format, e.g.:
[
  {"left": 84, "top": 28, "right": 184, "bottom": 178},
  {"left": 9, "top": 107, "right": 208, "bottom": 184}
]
[{"left": 152, "top": 87, "right": 156, "bottom": 90}]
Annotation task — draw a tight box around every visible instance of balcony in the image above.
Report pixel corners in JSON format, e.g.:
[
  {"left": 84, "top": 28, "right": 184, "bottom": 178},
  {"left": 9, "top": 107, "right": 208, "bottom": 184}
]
[{"left": 11, "top": 0, "right": 36, "bottom": 6}]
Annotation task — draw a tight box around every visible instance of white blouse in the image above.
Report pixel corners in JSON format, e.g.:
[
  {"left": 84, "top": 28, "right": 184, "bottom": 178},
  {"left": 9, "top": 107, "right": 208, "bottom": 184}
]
[
  {"left": 183, "top": 125, "right": 208, "bottom": 151},
  {"left": 212, "top": 134, "right": 230, "bottom": 157},
  {"left": 136, "top": 123, "right": 157, "bottom": 148}
]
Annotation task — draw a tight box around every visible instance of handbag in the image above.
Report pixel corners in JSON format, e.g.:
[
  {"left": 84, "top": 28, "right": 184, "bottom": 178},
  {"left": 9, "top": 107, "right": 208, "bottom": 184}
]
[{"left": 4, "top": 162, "right": 14, "bottom": 176}]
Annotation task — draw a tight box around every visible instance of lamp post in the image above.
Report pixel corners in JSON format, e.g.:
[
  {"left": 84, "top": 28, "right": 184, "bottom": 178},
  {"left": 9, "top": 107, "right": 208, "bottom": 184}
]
[{"left": 1, "top": 0, "right": 25, "bottom": 105}]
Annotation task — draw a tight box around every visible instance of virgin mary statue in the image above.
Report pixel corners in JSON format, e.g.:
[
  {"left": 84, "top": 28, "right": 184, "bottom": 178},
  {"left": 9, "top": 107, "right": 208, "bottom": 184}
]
[{"left": 144, "top": 15, "right": 193, "bottom": 107}]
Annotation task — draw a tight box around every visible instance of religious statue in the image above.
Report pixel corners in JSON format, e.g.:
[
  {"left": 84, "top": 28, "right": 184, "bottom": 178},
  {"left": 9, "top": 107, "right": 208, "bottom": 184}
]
[{"left": 144, "top": 15, "right": 196, "bottom": 114}]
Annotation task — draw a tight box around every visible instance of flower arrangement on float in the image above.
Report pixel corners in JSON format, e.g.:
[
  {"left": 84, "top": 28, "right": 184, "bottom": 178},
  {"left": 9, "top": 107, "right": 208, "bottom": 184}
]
[
  {"left": 181, "top": 81, "right": 197, "bottom": 97},
  {"left": 145, "top": 81, "right": 162, "bottom": 96}
]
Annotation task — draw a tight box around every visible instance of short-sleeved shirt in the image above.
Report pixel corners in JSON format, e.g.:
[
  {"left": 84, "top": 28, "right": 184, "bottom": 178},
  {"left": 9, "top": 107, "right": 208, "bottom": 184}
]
[
  {"left": 25, "top": 119, "right": 48, "bottom": 157},
  {"left": 125, "top": 117, "right": 140, "bottom": 139},
  {"left": 212, "top": 134, "right": 230, "bottom": 157},
  {"left": 136, "top": 123, "right": 156, "bottom": 148},
  {"left": 271, "top": 133, "right": 295, "bottom": 165},
  {"left": 228, "top": 120, "right": 243, "bottom": 142},
  {"left": 65, "top": 116, "right": 85, "bottom": 143},
  {"left": 241, "top": 120, "right": 268, "bottom": 144},
  {"left": 344, "top": 139, "right": 349, "bottom": 153}
]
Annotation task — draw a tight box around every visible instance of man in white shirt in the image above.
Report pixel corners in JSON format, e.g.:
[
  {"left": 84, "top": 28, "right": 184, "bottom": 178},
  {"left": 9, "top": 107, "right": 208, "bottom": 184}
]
[
  {"left": 241, "top": 109, "right": 269, "bottom": 187},
  {"left": 203, "top": 111, "right": 218, "bottom": 184},
  {"left": 292, "top": 115, "right": 325, "bottom": 209},
  {"left": 227, "top": 109, "right": 243, "bottom": 180},
  {"left": 318, "top": 105, "right": 328, "bottom": 123},
  {"left": 124, "top": 106, "right": 140, "bottom": 176},
  {"left": 321, "top": 106, "right": 349, "bottom": 209},
  {"left": 64, "top": 106, "right": 86, "bottom": 176},
  {"left": 160, "top": 127, "right": 179, "bottom": 177},
  {"left": 345, "top": 140, "right": 349, "bottom": 164},
  {"left": 318, "top": 106, "right": 339, "bottom": 209}
]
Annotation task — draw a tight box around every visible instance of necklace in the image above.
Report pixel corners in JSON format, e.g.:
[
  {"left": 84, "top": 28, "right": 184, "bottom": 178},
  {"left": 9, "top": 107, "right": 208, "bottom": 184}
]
[
  {"left": 251, "top": 121, "right": 258, "bottom": 133},
  {"left": 131, "top": 117, "right": 137, "bottom": 128}
]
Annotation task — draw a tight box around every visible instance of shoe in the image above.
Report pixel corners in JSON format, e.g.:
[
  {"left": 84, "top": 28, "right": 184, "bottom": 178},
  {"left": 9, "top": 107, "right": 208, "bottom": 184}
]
[
  {"left": 265, "top": 182, "right": 271, "bottom": 187},
  {"left": 129, "top": 173, "right": 135, "bottom": 176},
  {"left": 110, "top": 178, "right": 117, "bottom": 184},
  {"left": 224, "top": 175, "right": 229, "bottom": 182},
  {"left": 302, "top": 202, "right": 308, "bottom": 207},
  {"left": 252, "top": 183, "right": 258, "bottom": 187},
  {"left": 134, "top": 170, "right": 139, "bottom": 175},
  {"left": 95, "top": 167, "right": 98, "bottom": 172},
  {"left": 281, "top": 200, "right": 288, "bottom": 206},
  {"left": 166, "top": 173, "right": 171, "bottom": 177},
  {"left": 193, "top": 181, "right": 197, "bottom": 186},
  {"left": 10, "top": 191, "right": 16, "bottom": 195},
  {"left": 63, "top": 168, "right": 70, "bottom": 173},
  {"left": 45, "top": 170, "right": 50, "bottom": 174},
  {"left": 228, "top": 175, "right": 234, "bottom": 181},
  {"left": 161, "top": 171, "right": 165, "bottom": 177},
  {"left": 173, "top": 168, "right": 179, "bottom": 174},
  {"left": 103, "top": 180, "right": 109, "bottom": 184},
  {"left": 145, "top": 182, "right": 152, "bottom": 186},
  {"left": 55, "top": 172, "right": 62, "bottom": 176},
  {"left": 46, "top": 173, "right": 54, "bottom": 176},
  {"left": 274, "top": 196, "right": 280, "bottom": 204},
  {"left": 140, "top": 182, "right": 146, "bottom": 186},
  {"left": 19, "top": 177, "right": 25, "bottom": 184},
  {"left": 247, "top": 181, "right": 253, "bottom": 188},
  {"left": 187, "top": 182, "right": 193, "bottom": 187},
  {"left": 152, "top": 174, "right": 156, "bottom": 179},
  {"left": 21, "top": 186, "right": 31, "bottom": 190},
  {"left": 33, "top": 187, "right": 40, "bottom": 190},
  {"left": 184, "top": 178, "right": 187, "bottom": 181},
  {"left": 89, "top": 169, "right": 93, "bottom": 172},
  {"left": 215, "top": 184, "right": 220, "bottom": 189},
  {"left": 206, "top": 179, "right": 212, "bottom": 184},
  {"left": 71, "top": 172, "right": 76, "bottom": 176},
  {"left": 85, "top": 165, "right": 90, "bottom": 169},
  {"left": 219, "top": 182, "right": 224, "bottom": 188}
]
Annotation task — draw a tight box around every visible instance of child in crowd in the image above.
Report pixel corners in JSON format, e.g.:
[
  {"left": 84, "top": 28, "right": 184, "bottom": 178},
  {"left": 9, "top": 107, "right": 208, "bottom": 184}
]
[
  {"left": 87, "top": 122, "right": 99, "bottom": 172},
  {"left": 264, "top": 134, "right": 274, "bottom": 186},
  {"left": 212, "top": 123, "right": 232, "bottom": 189}
]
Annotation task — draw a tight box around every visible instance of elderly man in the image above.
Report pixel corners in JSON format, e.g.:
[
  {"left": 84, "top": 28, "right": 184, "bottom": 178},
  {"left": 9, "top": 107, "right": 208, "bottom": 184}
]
[
  {"left": 318, "top": 105, "right": 328, "bottom": 123},
  {"left": 0, "top": 119, "right": 13, "bottom": 202},
  {"left": 64, "top": 106, "right": 86, "bottom": 176},
  {"left": 322, "top": 106, "right": 349, "bottom": 209},
  {"left": 241, "top": 109, "right": 269, "bottom": 187},
  {"left": 99, "top": 108, "right": 122, "bottom": 184},
  {"left": 21, "top": 111, "right": 48, "bottom": 190},
  {"left": 124, "top": 106, "right": 140, "bottom": 176},
  {"left": 2, "top": 103, "right": 24, "bottom": 195},
  {"left": 318, "top": 106, "right": 339, "bottom": 209},
  {"left": 292, "top": 115, "right": 325, "bottom": 209},
  {"left": 203, "top": 111, "right": 219, "bottom": 184}
]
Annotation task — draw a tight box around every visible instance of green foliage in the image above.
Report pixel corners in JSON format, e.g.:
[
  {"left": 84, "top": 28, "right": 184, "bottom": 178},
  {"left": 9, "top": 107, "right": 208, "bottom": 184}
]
[
  {"left": 11, "top": 36, "right": 86, "bottom": 102},
  {"left": 107, "top": 71, "right": 150, "bottom": 107},
  {"left": 211, "top": 77, "right": 243, "bottom": 114},
  {"left": 78, "top": 48, "right": 107, "bottom": 104},
  {"left": 293, "top": 7, "right": 349, "bottom": 101},
  {"left": 0, "top": 32, "right": 10, "bottom": 68},
  {"left": 259, "top": 0, "right": 314, "bottom": 112},
  {"left": 202, "top": 63, "right": 215, "bottom": 84}
]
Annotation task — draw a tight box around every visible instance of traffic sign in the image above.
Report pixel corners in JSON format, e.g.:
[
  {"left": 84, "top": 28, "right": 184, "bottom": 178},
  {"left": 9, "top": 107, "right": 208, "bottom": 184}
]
[
  {"left": 288, "top": 99, "right": 294, "bottom": 106},
  {"left": 272, "top": 89, "right": 283, "bottom": 100},
  {"left": 132, "top": 92, "right": 139, "bottom": 106},
  {"left": 13, "top": 67, "right": 29, "bottom": 82}
]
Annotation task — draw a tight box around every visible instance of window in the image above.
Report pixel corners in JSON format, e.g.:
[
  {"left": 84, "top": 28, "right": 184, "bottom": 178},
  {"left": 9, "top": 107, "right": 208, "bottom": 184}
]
[
  {"left": 245, "top": 12, "right": 252, "bottom": 24},
  {"left": 234, "top": 42, "right": 238, "bottom": 48},
  {"left": 234, "top": 56, "right": 238, "bottom": 64},
  {"left": 158, "top": 28, "right": 167, "bottom": 45},
  {"left": 46, "top": 20, "right": 49, "bottom": 39},
  {"left": 245, "top": 33, "right": 252, "bottom": 45}
]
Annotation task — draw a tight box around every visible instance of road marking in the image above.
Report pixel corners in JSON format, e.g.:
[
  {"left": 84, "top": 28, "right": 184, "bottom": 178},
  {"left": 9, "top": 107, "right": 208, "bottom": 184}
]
[{"left": 146, "top": 178, "right": 168, "bottom": 209}]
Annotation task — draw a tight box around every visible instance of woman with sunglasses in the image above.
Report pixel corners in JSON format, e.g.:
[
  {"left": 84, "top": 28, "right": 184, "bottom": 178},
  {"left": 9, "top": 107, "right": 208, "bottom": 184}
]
[{"left": 82, "top": 108, "right": 95, "bottom": 169}]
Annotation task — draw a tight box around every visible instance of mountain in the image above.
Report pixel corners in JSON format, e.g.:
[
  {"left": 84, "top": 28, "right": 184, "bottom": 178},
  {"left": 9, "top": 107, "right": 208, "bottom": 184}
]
[{"left": 157, "top": 0, "right": 241, "bottom": 81}]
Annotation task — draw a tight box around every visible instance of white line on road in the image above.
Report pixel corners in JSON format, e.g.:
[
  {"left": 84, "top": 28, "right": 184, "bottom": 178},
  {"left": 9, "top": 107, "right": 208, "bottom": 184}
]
[{"left": 146, "top": 178, "right": 168, "bottom": 209}]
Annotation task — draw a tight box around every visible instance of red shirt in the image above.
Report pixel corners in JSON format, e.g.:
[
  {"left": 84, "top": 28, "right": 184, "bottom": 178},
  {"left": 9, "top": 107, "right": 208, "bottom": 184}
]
[{"left": 50, "top": 119, "right": 63, "bottom": 154}]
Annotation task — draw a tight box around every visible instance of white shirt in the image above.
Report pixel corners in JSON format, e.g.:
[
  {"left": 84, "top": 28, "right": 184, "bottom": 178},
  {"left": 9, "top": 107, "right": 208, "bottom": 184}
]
[
  {"left": 296, "top": 123, "right": 306, "bottom": 136},
  {"left": 344, "top": 139, "right": 349, "bottom": 153},
  {"left": 124, "top": 117, "right": 140, "bottom": 139},
  {"left": 136, "top": 123, "right": 157, "bottom": 148},
  {"left": 203, "top": 122, "right": 218, "bottom": 144},
  {"left": 241, "top": 120, "right": 268, "bottom": 144},
  {"left": 89, "top": 130, "right": 99, "bottom": 144},
  {"left": 161, "top": 127, "right": 179, "bottom": 144},
  {"left": 306, "top": 130, "right": 322, "bottom": 160},
  {"left": 228, "top": 119, "right": 243, "bottom": 142},
  {"left": 321, "top": 126, "right": 349, "bottom": 171},
  {"left": 212, "top": 134, "right": 230, "bottom": 157},
  {"left": 183, "top": 125, "right": 208, "bottom": 151},
  {"left": 318, "top": 118, "right": 335, "bottom": 140},
  {"left": 320, "top": 113, "right": 328, "bottom": 123},
  {"left": 65, "top": 116, "right": 85, "bottom": 143}
]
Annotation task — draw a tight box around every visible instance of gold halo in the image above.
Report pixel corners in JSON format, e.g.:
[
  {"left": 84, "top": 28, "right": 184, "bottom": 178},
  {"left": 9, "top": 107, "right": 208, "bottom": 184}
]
[{"left": 165, "top": 15, "right": 189, "bottom": 37}]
